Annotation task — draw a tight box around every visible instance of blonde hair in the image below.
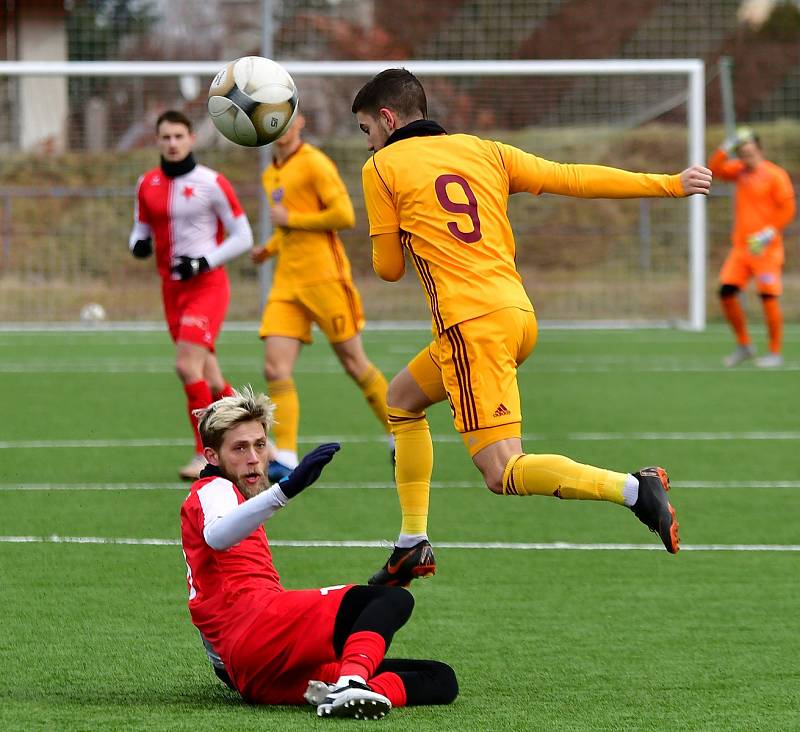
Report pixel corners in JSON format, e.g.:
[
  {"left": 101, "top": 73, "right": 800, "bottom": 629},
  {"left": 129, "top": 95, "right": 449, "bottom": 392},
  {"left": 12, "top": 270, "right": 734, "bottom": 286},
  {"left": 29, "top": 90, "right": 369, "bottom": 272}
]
[{"left": 195, "top": 385, "right": 275, "bottom": 452}]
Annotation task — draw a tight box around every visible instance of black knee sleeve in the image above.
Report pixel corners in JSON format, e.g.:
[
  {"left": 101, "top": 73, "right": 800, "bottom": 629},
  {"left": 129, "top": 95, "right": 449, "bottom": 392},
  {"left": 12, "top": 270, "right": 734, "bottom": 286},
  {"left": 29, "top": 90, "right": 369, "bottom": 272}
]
[
  {"left": 760, "top": 293, "right": 777, "bottom": 301},
  {"left": 376, "top": 659, "right": 459, "bottom": 705},
  {"left": 719, "top": 284, "right": 740, "bottom": 298},
  {"left": 333, "top": 585, "right": 415, "bottom": 654}
]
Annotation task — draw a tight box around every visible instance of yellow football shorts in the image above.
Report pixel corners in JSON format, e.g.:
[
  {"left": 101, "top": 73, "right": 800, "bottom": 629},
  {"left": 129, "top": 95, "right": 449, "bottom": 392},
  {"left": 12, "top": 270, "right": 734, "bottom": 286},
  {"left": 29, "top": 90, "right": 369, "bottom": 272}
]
[
  {"left": 408, "top": 307, "right": 538, "bottom": 456},
  {"left": 259, "top": 280, "right": 365, "bottom": 344}
]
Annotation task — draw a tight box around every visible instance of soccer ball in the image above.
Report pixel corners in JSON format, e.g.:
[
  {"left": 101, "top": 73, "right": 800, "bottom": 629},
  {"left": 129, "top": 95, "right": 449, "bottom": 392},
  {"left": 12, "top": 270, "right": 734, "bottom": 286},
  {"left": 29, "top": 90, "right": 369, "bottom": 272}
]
[
  {"left": 207, "top": 56, "right": 299, "bottom": 147},
  {"left": 80, "top": 303, "right": 106, "bottom": 322}
]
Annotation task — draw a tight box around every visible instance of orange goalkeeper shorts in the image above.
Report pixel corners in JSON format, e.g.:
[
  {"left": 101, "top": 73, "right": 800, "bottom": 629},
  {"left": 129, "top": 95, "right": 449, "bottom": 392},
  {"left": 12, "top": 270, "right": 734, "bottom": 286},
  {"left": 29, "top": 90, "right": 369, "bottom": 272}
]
[{"left": 719, "top": 247, "right": 784, "bottom": 296}]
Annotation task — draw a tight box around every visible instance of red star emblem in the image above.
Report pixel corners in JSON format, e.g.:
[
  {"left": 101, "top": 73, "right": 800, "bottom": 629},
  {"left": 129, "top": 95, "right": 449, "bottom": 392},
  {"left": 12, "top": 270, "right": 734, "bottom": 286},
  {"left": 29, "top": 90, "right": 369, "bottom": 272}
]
[{"left": 182, "top": 185, "right": 195, "bottom": 199}]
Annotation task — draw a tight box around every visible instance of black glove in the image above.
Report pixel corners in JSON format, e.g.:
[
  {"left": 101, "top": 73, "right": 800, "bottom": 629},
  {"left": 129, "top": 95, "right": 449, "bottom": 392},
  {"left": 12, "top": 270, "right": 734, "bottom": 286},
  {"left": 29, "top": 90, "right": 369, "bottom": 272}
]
[
  {"left": 171, "top": 256, "right": 209, "bottom": 280},
  {"left": 279, "top": 442, "right": 341, "bottom": 498},
  {"left": 131, "top": 237, "right": 152, "bottom": 258}
]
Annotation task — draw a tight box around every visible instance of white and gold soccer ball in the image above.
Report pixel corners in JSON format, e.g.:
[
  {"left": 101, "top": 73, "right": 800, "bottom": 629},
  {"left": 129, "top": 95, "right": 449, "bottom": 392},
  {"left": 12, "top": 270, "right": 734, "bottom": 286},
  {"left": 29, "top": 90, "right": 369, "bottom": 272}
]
[{"left": 208, "top": 56, "right": 299, "bottom": 147}]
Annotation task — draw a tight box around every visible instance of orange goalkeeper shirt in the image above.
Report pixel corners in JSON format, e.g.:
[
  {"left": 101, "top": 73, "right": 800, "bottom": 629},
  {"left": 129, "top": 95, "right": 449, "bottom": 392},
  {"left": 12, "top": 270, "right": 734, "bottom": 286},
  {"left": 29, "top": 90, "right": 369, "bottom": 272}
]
[
  {"left": 262, "top": 143, "right": 356, "bottom": 295},
  {"left": 707, "top": 149, "right": 796, "bottom": 252},
  {"left": 362, "top": 127, "right": 685, "bottom": 333}
]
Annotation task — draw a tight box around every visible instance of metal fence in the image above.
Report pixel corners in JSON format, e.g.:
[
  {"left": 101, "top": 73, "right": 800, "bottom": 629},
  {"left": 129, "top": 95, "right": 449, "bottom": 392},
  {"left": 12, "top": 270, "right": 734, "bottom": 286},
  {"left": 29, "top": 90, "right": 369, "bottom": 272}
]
[{"left": 1, "top": 0, "right": 799, "bottom": 324}]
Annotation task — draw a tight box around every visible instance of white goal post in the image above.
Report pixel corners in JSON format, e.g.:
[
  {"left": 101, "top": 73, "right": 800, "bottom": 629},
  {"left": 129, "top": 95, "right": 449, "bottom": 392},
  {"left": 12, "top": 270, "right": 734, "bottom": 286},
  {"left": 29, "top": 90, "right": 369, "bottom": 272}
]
[{"left": 0, "top": 59, "right": 706, "bottom": 329}]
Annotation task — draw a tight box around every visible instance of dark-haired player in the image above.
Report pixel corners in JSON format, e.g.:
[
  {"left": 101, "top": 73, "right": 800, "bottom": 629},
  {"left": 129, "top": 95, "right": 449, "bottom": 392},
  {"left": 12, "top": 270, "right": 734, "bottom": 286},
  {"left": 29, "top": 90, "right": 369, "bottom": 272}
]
[
  {"left": 129, "top": 110, "right": 253, "bottom": 479},
  {"left": 351, "top": 68, "right": 713, "bottom": 584}
]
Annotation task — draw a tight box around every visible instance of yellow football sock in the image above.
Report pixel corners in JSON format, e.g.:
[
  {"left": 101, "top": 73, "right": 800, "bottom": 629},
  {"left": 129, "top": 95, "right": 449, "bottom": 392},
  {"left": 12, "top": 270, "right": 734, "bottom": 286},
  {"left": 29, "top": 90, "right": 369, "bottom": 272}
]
[
  {"left": 266, "top": 378, "right": 299, "bottom": 453},
  {"left": 502, "top": 453, "right": 626, "bottom": 505},
  {"left": 356, "top": 364, "right": 390, "bottom": 434},
  {"left": 388, "top": 406, "right": 433, "bottom": 536}
]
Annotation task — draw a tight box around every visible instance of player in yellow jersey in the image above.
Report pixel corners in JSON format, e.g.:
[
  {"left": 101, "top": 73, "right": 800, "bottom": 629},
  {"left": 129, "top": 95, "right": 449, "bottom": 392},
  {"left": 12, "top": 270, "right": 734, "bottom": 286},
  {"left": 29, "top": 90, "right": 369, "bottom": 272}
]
[
  {"left": 251, "top": 113, "right": 392, "bottom": 479},
  {"left": 351, "top": 69, "right": 713, "bottom": 585}
]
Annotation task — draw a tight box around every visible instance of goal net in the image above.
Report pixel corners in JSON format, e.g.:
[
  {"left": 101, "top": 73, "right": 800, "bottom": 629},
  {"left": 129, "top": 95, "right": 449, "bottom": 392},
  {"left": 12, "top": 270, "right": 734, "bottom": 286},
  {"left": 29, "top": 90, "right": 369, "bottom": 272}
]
[{"left": 0, "top": 59, "right": 706, "bottom": 328}]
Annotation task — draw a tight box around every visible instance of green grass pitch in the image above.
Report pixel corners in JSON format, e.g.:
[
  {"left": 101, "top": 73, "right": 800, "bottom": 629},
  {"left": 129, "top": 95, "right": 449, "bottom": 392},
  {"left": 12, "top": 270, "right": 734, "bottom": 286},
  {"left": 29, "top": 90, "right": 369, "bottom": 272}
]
[{"left": 1, "top": 325, "right": 799, "bottom": 731}]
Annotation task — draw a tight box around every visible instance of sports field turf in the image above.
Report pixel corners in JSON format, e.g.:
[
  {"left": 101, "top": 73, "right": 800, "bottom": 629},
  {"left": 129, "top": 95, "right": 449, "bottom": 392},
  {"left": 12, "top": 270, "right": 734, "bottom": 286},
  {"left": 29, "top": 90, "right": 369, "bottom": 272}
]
[{"left": 1, "top": 325, "right": 798, "bottom": 731}]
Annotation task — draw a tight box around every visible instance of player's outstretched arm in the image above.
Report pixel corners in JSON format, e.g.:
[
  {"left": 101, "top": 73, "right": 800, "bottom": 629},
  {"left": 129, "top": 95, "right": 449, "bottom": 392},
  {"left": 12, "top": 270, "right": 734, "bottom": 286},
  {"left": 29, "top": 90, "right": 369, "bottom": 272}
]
[
  {"left": 679, "top": 165, "right": 712, "bottom": 196},
  {"left": 279, "top": 443, "right": 341, "bottom": 497},
  {"left": 203, "top": 443, "right": 341, "bottom": 550},
  {"left": 501, "top": 142, "right": 710, "bottom": 200}
]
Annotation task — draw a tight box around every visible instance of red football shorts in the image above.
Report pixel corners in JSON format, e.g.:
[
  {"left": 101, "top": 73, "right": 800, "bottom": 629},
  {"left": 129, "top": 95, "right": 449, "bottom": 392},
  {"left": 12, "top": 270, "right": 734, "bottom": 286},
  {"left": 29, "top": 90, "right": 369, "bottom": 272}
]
[
  {"left": 161, "top": 268, "right": 230, "bottom": 351},
  {"left": 228, "top": 584, "right": 353, "bottom": 705}
]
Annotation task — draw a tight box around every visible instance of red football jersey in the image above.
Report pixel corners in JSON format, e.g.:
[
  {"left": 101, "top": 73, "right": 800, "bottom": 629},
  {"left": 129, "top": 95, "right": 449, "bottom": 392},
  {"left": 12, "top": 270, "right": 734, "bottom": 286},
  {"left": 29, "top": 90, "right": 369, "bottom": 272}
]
[
  {"left": 180, "top": 475, "right": 284, "bottom": 658},
  {"left": 133, "top": 164, "right": 245, "bottom": 278}
]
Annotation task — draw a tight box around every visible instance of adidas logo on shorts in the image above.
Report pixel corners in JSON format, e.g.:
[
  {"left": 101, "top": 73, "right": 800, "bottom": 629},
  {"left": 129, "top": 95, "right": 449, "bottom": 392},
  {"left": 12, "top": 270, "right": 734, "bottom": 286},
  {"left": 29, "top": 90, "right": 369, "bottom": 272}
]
[{"left": 493, "top": 403, "right": 511, "bottom": 418}]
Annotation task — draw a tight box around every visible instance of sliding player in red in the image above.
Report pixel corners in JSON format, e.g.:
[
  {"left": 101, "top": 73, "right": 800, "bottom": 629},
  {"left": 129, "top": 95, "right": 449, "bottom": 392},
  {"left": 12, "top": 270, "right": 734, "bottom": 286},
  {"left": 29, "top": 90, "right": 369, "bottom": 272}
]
[
  {"left": 180, "top": 386, "right": 458, "bottom": 719},
  {"left": 129, "top": 110, "right": 253, "bottom": 480}
]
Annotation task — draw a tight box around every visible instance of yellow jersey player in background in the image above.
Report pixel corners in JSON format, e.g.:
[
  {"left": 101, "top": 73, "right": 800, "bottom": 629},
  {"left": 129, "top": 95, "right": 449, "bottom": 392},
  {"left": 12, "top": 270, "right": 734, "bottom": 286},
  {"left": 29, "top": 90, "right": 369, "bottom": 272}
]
[
  {"left": 352, "top": 69, "right": 713, "bottom": 585},
  {"left": 251, "top": 113, "right": 392, "bottom": 479}
]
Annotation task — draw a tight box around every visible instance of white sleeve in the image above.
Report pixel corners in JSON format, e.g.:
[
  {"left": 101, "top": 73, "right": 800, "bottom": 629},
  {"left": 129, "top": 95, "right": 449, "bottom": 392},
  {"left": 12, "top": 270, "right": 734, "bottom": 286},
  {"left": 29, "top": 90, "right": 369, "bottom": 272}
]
[
  {"left": 198, "top": 477, "right": 288, "bottom": 550},
  {"left": 204, "top": 176, "right": 254, "bottom": 269},
  {"left": 129, "top": 175, "right": 152, "bottom": 250},
  {"left": 129, "top": 221, "right": 152, "bottom": 251},
  {"left": 203, "top": 213, "right": 253, "bottom": 269}
]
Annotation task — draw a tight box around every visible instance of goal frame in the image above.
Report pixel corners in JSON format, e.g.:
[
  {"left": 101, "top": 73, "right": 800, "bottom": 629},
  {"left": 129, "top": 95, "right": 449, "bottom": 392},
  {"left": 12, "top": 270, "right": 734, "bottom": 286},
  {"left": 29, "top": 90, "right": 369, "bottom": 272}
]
[{"left": 0, "top": 58, "right": 707, "bottom": 330}]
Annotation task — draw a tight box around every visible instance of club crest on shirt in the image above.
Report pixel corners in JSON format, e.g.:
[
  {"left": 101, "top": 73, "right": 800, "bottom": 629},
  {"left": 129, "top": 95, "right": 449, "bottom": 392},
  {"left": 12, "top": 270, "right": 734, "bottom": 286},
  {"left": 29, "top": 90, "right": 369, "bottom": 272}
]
[{"left": 272, "top": 187, "right": 285, "bottom": 203}]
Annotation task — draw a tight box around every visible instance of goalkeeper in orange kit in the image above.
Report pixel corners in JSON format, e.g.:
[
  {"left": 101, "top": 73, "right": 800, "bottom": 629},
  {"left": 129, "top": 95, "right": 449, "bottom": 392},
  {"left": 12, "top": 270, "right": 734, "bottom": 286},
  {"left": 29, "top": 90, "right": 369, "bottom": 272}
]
[
  {"left": 351, "top": 69, "right": 713, "bottom": 585},
  {"left": 708, "top": 128, "right": 796, "bottom": 368}
]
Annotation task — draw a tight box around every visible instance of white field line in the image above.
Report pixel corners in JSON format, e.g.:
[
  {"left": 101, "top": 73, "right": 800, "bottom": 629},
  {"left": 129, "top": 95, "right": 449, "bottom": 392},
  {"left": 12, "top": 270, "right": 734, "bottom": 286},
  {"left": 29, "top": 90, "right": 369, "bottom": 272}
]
[
  {"left": 565, "top": 431, "right": 800, "bottom": 441},
  {"left": 0, "top": 360, "right": 360, "bottom": 374},
  {"left": 537, "top": 364, "right": 800, "bottom": 373},
  {"left": 0, "top": 321, "right": 431, "bottom": 334},
  {"left": 2, "top": 322, "right": 798, "bottom": 336},
  {"left": 1, "top": 431, "right": 799, "bottom": 449},
  {"left": 0, "top": 438, "right": 194, "bottom": 448},
  {"left": 1, "top": 480, "right": 800, "bottom": 492},
  {"left": 0, "top": 534, "right": 797, "bottom": 552},
  {"left": 1, "top": 357, "right": 799, "bottom": 373}
]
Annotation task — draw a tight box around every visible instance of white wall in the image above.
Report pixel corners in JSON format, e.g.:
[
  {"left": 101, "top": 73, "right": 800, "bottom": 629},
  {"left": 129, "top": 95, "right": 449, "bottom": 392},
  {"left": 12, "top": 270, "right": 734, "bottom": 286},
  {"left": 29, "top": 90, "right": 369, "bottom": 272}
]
[{"left": 18, "top": 12, "right": 67, "bottom": 152}]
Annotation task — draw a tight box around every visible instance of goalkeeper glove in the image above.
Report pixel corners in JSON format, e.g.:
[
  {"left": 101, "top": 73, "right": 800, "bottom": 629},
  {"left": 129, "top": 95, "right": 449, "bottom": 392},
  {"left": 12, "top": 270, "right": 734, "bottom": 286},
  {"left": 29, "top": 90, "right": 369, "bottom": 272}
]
[
  {"left": 722, "top": 126, "right": 756, "bottom": 155},
  {"left": 747, "top": 226, "right": 776, "bottom": 254},
  {"left": 131, "top": 237, "right": 152, "bottom": 258},
  {"left": 170, "top": 256, "right": 210, "bottom": 280},
  {"left": 278, "top": 442, "right": 340, "bottom": 498}
]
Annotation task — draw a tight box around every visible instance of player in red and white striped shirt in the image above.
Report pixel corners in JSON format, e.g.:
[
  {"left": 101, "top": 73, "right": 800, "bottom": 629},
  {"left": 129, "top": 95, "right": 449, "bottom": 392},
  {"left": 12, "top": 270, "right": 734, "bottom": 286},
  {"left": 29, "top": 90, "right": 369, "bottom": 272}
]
[
  {"left": 129, "top": 111, "right": 254, "bottom": 479},
  {"left": 180, "top": 387, "right": 458, "bottom": 720}
]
